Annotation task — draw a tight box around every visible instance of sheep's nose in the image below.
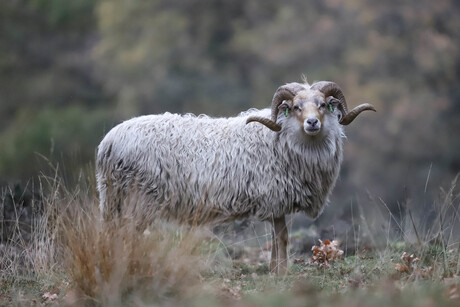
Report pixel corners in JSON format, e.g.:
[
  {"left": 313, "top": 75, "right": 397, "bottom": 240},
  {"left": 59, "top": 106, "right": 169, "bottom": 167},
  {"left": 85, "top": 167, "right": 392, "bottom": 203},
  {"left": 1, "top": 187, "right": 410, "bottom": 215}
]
[{"left": 306, "top": 118, "right": 318, "bottom": 126}]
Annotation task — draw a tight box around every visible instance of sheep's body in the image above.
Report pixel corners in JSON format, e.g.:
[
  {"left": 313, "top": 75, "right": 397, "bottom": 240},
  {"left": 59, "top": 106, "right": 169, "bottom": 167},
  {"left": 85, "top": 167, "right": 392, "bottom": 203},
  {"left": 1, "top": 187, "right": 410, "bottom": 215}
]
[
  {"left": 96, "top": 108, "right": 344, "bottom": 225},
  {"left": 95, "top": 76, "right": 370, "bottom": 276}
]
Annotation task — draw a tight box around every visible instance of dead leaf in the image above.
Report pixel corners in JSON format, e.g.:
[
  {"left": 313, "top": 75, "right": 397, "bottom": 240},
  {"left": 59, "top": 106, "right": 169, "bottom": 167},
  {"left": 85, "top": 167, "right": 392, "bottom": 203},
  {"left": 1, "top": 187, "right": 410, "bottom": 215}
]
[
  {"left": 294, "top": 257, "right": 306, "bottom": 264},
  {"left": 394, "top": 252, "right": 432, "bottom": 278},
  {"left": 42, "top": 292, "right": 58, "bottom": 302},
  {"left": 220, "top": 283, "right": 242, "bottom": 300},
  {"left": 446, "top": 284, "right": 460, "bottom": 302},
  {"left": 310, "top": 239, "right": 343, "bottom": 268}
]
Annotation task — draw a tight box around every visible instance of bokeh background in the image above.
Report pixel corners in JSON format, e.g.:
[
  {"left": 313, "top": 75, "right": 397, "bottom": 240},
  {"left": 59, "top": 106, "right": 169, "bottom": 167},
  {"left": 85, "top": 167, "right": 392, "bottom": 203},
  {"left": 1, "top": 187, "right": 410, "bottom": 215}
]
[{"left": 1, "top": 0, "right": 459, "bottom": 246}]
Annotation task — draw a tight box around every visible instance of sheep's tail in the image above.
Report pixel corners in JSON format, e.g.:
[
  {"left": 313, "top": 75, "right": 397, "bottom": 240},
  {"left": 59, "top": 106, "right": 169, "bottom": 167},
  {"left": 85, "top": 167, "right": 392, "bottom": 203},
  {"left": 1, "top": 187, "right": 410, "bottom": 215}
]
[{"left": 96, "top": 142, "right": 122, "bottom": 221}]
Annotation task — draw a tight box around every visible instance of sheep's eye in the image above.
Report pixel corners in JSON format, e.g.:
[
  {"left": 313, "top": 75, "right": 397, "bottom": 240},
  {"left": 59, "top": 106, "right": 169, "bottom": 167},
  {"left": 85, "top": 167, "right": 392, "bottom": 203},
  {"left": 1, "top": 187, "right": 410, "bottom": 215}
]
[
  {"left": 319, "top": 102, "right": 326, "bottom": 109},
  {"left": 293, "top": 105, "right": 301, "bottom": 111}
]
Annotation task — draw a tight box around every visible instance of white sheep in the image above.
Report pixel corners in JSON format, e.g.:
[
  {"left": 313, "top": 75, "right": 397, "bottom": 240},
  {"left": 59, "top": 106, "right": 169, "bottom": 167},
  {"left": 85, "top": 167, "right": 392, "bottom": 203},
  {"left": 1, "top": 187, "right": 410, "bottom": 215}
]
[{"left": 96, "top": 80, "right": 375, "bottom": 274}]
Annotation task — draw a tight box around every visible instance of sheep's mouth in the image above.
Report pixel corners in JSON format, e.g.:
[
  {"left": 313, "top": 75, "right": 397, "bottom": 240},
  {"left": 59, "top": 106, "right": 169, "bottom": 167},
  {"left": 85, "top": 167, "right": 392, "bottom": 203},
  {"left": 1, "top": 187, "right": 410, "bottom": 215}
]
[{"left": 304, "top": 127, "right": 320, "bottom": 135}]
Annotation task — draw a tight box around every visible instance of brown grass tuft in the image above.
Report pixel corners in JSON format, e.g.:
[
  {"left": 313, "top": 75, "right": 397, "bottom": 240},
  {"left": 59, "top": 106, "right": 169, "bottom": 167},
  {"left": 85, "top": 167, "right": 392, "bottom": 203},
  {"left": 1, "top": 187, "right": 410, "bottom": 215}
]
[{"left": 62, "top": 203, "right": 209, "bottom": 305}]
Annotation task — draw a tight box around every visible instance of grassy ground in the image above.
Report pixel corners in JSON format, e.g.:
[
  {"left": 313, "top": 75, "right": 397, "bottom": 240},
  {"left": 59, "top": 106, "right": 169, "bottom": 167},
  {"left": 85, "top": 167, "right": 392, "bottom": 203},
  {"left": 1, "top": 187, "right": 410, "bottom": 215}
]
[
  {"left": 1, "top": 176, "right": 460, "bottom": 306},
  {"left": 2, "top": 232, "right": 459, "bottom": 306}
]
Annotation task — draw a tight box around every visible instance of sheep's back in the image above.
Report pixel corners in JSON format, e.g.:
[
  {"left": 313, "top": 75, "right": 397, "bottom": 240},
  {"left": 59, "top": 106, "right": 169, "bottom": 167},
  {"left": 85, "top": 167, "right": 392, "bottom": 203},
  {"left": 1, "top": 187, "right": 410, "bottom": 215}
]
[{"left": 96, "top": 111, "right": 285, "bottom": 221}]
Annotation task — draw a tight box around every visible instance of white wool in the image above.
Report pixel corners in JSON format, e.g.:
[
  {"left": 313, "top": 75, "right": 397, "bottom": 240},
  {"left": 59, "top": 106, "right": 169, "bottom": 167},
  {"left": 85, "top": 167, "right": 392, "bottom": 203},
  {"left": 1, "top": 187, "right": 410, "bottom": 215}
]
[{"left": 96, "top": 107, "right": 344, "bottom": 225}]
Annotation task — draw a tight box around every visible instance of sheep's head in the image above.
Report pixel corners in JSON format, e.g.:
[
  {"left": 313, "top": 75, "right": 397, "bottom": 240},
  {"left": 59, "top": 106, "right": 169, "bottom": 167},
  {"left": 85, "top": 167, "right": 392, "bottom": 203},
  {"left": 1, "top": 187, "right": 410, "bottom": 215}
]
[{"left": 246, "top": 81, "right": 376, "bottom": 135}]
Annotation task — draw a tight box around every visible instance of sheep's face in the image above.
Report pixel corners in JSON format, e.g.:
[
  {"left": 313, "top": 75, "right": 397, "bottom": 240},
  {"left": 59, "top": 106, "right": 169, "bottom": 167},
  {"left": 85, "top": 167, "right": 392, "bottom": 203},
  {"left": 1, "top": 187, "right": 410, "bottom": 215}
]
[{"left": 279, "top": 91, "right": 342, "bottom": 137}]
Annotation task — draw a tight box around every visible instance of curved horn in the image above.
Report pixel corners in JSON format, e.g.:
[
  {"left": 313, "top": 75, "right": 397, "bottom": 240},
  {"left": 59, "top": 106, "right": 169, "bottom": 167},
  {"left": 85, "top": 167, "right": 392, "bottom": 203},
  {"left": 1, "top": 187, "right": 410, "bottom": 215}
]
[
  {"left": 339, "top": 103, "right": 376, "bottom": 125},
  {"left": 246, "top": 116, "right": 282, "bottom": 131},
  {"left": 246, "top": 83, "right": 305, "bottom": 131},
  {"left": 311, "top": 81, "right": 376, "bottom": 125}
]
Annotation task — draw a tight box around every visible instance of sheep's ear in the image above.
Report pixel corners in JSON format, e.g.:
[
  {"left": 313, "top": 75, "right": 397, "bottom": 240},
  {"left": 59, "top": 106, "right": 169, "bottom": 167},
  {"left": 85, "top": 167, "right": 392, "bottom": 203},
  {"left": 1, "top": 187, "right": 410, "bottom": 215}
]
[
  {"left": 278, "top": 101, "right": 291, "bottom": 117},
  {"left": 327, "top": 97, "right": 342, "bottom": 121},
  {"left": 327, "top": 96, "right": 340, "bottom": 108}
]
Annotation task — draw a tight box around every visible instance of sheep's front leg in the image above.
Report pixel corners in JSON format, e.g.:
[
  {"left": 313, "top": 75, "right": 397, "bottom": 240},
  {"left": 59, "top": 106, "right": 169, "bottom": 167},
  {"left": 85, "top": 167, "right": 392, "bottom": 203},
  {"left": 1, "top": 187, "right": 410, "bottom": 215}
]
[
  {"left": 270, "top": 227, "right": 278, "bottom": 272},
  {"left": 270, "top": 215, "right": 288, "bottom": 275}
]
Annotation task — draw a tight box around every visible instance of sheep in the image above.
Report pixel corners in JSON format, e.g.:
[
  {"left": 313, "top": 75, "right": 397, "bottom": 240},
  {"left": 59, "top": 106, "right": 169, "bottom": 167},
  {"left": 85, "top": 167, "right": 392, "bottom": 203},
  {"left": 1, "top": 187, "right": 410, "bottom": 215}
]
[{"left": 96, "top": 80, "right": 376, "bottom": 274}]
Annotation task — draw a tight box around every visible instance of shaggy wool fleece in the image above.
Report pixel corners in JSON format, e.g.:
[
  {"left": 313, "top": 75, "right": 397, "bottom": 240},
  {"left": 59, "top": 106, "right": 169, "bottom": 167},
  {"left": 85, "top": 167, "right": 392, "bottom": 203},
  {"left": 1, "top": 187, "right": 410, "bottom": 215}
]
[{"left": 96, "top": 105, "right": 344, "bottom": 226}]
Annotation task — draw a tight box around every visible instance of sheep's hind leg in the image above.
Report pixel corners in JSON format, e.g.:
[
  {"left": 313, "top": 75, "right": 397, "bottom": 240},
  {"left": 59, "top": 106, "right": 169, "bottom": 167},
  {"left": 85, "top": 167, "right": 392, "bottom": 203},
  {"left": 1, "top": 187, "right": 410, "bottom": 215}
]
[
  {"left": 270, "top": 215, "right": 288, "bottom": 275},
  {"left": 98, "top": 176, "right": 123, "bottom": 222}
]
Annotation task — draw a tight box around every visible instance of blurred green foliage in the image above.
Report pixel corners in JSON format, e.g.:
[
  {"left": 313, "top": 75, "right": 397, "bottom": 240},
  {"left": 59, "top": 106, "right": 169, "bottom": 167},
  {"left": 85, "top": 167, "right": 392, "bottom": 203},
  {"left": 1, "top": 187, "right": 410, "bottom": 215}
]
[
  {"left": 28, "top": 0, "right": 94, "bottom": 28},
  {"left": 1, "top": 0, "right": 459, "bottom": 210},
  {"left": 0, "top": 106, "right": 109, "bottom": 180},
  {"left": 0, "top": 0, "right": 110, "bottom": 181}
]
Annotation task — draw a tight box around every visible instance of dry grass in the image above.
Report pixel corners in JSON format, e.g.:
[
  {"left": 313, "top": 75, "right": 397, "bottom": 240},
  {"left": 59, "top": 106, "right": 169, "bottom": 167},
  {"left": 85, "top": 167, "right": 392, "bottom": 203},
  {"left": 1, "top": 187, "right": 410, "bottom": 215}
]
[
  {"left": 61, "top": 206, "right": 210, "bottom": 305},
  {"left": 0, "top": 171, "right": 459, "bottom": 306},
  {"left": 0, "top": 173, "right": 223, "bottom": 305}
]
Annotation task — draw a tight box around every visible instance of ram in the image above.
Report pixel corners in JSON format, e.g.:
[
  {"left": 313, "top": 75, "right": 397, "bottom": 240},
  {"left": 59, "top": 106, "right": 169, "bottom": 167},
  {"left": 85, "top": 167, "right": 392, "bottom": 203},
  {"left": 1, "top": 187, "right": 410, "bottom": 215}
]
[{"left": 96, "top": 80, "right": 375, "bottom": 274}]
